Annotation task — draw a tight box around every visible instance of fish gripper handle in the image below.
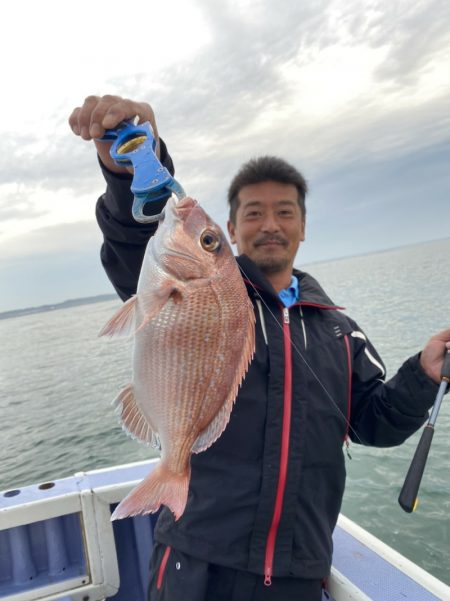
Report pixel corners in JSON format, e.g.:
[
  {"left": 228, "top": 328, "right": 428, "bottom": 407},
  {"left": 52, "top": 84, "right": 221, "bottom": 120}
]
[{"left": 99, "top": 121, "right": 185, "bottom": 223}]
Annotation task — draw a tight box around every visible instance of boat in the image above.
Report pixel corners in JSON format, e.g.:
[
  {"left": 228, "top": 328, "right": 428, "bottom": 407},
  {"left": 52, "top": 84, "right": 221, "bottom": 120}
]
[{"left": 1, "top": 459, "right": 449, "bottom": 600}]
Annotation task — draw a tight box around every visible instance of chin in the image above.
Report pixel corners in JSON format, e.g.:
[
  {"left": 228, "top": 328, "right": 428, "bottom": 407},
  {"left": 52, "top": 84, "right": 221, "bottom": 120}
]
[{"left": 253, "top": 256, "right": 290, "bottom": 274}]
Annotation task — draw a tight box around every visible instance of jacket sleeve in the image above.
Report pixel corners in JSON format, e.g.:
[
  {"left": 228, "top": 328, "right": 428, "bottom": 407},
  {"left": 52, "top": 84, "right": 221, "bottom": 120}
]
[
  {"left": 348, "top": 323, "right": 440, "bottom": 447},
  {"left": 95, "top": 138, "right": 175, "bottom": 301}
]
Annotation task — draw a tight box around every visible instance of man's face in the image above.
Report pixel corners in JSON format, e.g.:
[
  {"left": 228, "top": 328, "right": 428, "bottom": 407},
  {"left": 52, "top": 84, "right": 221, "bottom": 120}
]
[{"left": 227, "top": 180, "right": 305, "bottom": 274}]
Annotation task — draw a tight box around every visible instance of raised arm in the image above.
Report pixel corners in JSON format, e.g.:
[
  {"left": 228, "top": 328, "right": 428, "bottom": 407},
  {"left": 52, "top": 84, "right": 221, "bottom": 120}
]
[{"left": 69, "top": 95, "right": 175, "bottom": 300}]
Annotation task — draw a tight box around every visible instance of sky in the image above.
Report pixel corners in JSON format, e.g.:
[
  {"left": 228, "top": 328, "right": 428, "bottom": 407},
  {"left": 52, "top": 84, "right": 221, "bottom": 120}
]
[{"left": 0, "top": 0, "right": 449, "bottom": 312}]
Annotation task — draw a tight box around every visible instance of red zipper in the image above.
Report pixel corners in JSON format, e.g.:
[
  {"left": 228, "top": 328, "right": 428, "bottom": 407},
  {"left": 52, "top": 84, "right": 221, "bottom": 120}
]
[
  {"left": 156, "top": 546, "right": 172, "bottom": 590},
  {"left": 343, "top": 334, "right": 352, "bottom": 454},
  {"left": 264, "top": 306, "right": 293, "bottom": 586}
]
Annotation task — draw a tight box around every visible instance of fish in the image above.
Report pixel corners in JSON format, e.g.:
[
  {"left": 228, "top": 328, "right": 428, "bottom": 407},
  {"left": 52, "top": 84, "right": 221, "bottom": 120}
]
[{"left": 100, "top": 196, "right": 255, "bottom": 520}]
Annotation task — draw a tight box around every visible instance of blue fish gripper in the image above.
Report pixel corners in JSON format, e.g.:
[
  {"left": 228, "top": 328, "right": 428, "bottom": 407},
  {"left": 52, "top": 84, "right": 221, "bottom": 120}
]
[{"left": 99, "top": 121, "right": 185, "bottom": 223}]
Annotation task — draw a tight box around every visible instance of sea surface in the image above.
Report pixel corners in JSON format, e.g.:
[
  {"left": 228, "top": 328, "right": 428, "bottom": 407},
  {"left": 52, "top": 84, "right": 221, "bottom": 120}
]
[{"left": 1, "top": 238, "right": 449, "bottom": 585}]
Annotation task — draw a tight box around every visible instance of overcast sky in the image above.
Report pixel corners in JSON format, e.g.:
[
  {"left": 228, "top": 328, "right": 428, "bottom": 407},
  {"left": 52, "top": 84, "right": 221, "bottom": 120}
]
[{"left": 0, "top": 0, "right": 449, "bottom": 312}]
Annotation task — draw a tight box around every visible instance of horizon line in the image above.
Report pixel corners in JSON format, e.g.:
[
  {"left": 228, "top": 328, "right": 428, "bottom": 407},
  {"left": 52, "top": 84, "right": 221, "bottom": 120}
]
[{"left": 1, "top": 235, "right": 449, "bottom": 317}]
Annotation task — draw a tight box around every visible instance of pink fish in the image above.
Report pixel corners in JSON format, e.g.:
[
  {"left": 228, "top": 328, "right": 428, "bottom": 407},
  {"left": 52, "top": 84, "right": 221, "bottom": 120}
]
[{"left": 100, "top": 197, "right": 255, "bottom": 520}]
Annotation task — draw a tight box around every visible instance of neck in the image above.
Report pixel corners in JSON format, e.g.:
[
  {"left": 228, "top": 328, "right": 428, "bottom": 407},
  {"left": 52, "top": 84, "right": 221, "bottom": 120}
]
[{"left": 265, "top": 269, "right": 293, "bottom": 294}]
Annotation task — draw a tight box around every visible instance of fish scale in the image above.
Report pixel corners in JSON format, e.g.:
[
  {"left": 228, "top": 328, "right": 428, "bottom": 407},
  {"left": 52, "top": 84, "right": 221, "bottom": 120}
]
[{"left": 136, "top": 290, "right": 223, "bottom": 440}]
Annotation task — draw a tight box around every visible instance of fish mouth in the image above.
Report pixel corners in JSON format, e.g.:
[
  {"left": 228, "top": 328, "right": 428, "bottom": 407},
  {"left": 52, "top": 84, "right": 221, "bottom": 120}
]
[{"left": 172, "top": 197, "right": 198, "bottom": 220}]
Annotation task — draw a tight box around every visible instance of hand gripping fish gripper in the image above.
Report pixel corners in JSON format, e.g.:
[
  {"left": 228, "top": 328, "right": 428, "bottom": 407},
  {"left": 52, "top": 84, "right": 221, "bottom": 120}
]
[{"left": 99, "top": 120, "right": 186, "bottom": 223}]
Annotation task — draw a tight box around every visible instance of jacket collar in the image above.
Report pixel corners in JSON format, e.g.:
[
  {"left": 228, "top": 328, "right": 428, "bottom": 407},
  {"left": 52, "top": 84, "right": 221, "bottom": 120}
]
[
  {"left": 293, "top": 268, "right": 340, "bottom": 308},
  {"left": 236, "top": 255, "right": 342, "bottom": 309}
]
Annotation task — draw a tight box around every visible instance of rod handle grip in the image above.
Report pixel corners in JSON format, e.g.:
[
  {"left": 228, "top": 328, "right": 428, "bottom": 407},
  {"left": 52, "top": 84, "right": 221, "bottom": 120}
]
[{"left": 398, "top": 425, "right": 434, "bottom": 513}]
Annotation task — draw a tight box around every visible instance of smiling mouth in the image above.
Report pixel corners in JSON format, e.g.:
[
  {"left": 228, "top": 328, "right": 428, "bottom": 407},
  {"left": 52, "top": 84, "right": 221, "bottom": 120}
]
[{"left": 255, "top": 241, "right": 286, "bottom": 247}]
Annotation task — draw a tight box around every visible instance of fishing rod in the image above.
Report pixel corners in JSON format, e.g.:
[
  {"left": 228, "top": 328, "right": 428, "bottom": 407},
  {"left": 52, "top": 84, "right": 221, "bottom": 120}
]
[
  {"left": 98, "top": 120, "right": 186, "bottom": 223},
  {"left": 398, "top": 348, "right": 450, "bottom": 513}
]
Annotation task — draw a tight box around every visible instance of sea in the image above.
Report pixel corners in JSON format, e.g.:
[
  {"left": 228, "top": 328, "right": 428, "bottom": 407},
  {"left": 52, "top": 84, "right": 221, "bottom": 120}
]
[{"left": 1, "top": 237, "right": 449, "bottom": 585}]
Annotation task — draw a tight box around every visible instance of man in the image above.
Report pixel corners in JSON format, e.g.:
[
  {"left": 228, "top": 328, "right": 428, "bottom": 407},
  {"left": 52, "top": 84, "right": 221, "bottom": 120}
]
[{"left": 70, "top": 95, "right": 450, "bottom": 601}]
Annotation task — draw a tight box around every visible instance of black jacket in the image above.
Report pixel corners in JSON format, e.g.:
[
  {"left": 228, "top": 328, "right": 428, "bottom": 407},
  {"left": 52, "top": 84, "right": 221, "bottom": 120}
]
[{"left": 96, "top": 144, "right": 438, "bottom": 580}]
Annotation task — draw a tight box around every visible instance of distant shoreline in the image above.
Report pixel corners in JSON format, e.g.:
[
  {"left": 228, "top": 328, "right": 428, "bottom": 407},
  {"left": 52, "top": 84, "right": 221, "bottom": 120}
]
[
  {"left": 0, "top": 294, "right": 118, "bottom": 321},
  {"left": 2, "top": 236, "right": 449, "bottom": 320}
]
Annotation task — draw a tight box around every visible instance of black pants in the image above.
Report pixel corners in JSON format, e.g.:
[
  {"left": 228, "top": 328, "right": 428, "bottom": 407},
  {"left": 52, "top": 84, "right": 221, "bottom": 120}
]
[{"left": 148, "top": 543, "right": 324, "bottom": 601}]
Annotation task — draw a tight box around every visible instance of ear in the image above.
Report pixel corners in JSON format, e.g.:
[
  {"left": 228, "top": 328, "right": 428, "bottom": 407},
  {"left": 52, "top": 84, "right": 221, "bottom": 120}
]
[
  {"left": 300, "top": 217, "right": 306, "bottom": 242},
  {"left": 227, "top": 220, "right": 237, "bottom": 244}
]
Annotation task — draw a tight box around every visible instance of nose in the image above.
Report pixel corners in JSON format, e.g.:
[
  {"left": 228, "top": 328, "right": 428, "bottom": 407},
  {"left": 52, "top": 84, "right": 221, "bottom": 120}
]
[{"left": 260, "top": 212, "right": 280, "bottom": 233}]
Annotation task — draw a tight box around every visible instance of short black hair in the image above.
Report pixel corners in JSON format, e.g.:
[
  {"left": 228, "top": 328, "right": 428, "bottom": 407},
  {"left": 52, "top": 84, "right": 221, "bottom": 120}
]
[{"left": 227, "top": 156, "right": 308, "bottom": 224}]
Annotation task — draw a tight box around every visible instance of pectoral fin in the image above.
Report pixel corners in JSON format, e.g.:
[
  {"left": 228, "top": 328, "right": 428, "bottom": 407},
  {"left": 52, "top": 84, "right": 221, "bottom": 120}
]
[
  {"left": 99, "top": 296, "right": 137, "bottom": 338},
  {"left": 100, "top": 281, "right": 183, "bottom": 339},
  {"left": 134, "top": 282, "right": 184, "bottom": 333}
]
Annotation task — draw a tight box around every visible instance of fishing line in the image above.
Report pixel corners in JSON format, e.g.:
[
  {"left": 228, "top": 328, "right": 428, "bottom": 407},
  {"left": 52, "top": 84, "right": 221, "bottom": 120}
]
[{"left": 237, "top": 263, "right": 365, "bottom": 447}]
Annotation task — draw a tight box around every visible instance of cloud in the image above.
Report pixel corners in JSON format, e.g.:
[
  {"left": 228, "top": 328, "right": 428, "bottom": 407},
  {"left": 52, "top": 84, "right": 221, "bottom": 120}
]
[
  {"left": 1, "top": 1, "right": 448, "bottom": 206},
  {"left": 0, "top": 129, "right": 449, "bottom": 313},
  {"left": 0, "top": 132, "right": 100, "bottom": 191},
  {"left": 0, "top": 186, "right": 47, "bottom": 221},
  {"left": 0, "top": 250, "right": 114, "bottom": 313},
  {"left": 112, "top": 0, "right": 449, "bottom": 193},
  {"left": 0, "top": 220, "right": 103, "bottom": 260},
  {"left": 0, "top": 220, "right": 112, "bottom": 312},
  {"left": 1, "top": 130, "right": 447, "bottom": 313},
  {"left": 366, "top": 0, "right": 450, "bottom": 84}
]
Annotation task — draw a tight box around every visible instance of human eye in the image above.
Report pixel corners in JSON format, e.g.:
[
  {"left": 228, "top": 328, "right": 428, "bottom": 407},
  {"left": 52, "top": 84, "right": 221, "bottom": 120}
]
[
  {"left": 244, "top": 209, "right": 262, "bottom": 219},
  {"left": 278, "top": 208, "right": 294, "bottom": 217}
]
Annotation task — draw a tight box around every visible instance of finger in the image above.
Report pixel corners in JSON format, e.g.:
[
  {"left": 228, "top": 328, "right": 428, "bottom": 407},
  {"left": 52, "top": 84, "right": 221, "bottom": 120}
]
[
  {"left": 89, "top": 94, "right": 123, "bottom": 138},
  {"left": 136, "top": 102, "right": 158, "bottom": 137},
  {"left": 68, "top": 107, "right": 82, "bottom": 135},
  {"left": 431, "top": 327, "right": 450, "bottom": 342},
  {"left": 133, "top": 101, "right": 160, "bottom": 156},
  {"left": 101, "top": 98, "right": 141, "bottom": 130},
  {"left": 76, "top": 95, "right": 101, "bottom": 140}
]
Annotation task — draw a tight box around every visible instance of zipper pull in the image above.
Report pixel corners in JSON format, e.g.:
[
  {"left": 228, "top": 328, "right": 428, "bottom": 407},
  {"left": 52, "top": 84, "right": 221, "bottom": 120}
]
[
  {"left": 264, "top": 572, "right": 272, "bottom": 586},
  {"left": 283, "top": 307, "right": 290, "bottom": 324},
  {"left": 345, "top": 438, "right": 352, "bottom": 460}
]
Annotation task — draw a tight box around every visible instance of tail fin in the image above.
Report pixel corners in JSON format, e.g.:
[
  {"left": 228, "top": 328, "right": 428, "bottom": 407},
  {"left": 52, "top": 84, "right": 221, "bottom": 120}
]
[{"left": 111, "top": 463, "right": 190, "bottom": 521}]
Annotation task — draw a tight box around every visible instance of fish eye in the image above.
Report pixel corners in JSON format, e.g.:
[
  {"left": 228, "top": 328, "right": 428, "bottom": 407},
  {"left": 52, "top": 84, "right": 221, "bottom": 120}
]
[{"left": 200, "top": 230, "right": 221, "bottom": 252}]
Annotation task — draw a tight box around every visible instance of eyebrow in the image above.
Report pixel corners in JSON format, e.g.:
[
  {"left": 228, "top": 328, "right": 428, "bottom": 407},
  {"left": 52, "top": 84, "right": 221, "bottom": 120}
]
[{"left": 242, "top": 199, "right": 297, "bottom": 208}]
